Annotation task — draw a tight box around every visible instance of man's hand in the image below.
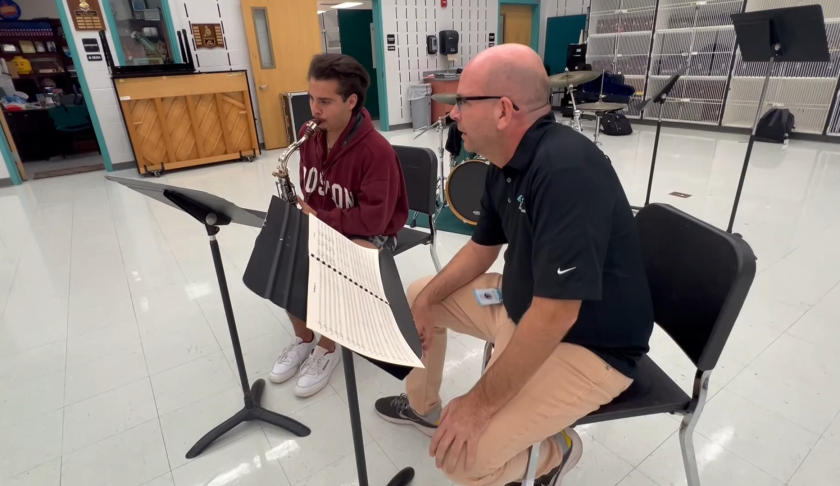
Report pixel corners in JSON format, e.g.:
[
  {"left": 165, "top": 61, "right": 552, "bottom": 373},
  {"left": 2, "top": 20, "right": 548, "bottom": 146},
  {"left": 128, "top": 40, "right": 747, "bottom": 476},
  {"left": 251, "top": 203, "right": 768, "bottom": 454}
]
[
  {"left": 429, "top": 393, "right": 492, "bottom": 474},
  {"left": 411, "top": 300, "right": 434, "bottom": 355},
  {"left": 297, "top": 197, "right": 317, "bottom": 216}
]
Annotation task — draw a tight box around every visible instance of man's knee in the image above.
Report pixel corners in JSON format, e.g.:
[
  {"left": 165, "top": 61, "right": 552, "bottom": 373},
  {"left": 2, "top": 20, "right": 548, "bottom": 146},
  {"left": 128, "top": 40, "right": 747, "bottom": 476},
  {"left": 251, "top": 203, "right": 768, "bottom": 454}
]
[{"left": 406, "top": 275, "right": 435, "bottom": 307}]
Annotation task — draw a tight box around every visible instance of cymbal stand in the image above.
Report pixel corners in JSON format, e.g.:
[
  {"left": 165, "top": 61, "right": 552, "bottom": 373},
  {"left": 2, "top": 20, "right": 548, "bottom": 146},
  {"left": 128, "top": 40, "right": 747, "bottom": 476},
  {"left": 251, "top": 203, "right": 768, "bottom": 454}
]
[
  {"left": 568, "top": 85, "right": 583, "bottom": 132},
  {"left": 414, "top": 115, "right": 448, "bottom": 214},
  {"left": 593, "top": 112, "right": 603, "bottom": 147}
]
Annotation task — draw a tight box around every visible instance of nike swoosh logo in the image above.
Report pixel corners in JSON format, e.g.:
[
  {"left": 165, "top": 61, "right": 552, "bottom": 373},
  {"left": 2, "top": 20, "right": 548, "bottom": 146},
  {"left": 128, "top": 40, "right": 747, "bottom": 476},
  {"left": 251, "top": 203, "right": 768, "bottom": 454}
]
[{"left": 557, "top": 267, "right": 576, "bottom": 275}]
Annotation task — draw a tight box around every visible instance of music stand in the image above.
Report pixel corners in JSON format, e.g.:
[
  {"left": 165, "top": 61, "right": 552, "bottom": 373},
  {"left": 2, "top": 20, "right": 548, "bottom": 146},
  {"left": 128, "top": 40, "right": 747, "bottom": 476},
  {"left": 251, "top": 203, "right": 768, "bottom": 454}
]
[
  {"left": 104, "top": 176, "right": 311, "bottom": 459},
  {"left": 727, "top": 5, "right": 829, "bottom": 233},
  {"left": 244, "top": 196, "right": 422, "bottom": 485},
  {"left": 632, "top": 67, "right": 686, "bottom": 211}
]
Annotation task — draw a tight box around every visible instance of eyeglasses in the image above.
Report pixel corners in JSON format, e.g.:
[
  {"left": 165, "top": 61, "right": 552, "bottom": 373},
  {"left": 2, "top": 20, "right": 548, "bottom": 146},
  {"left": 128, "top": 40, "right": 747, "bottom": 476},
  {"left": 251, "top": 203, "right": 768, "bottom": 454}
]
[{"left": 453, "top": 96, "right": 520, "bottom": 111}]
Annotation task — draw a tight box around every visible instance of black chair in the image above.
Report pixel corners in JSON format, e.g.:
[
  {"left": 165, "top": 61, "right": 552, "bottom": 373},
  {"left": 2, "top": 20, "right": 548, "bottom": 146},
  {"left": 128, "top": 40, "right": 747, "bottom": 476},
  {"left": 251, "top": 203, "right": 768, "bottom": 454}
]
[
  {"left": 392, "top": 145, "right": 442, "bottom": 272},
  {"left": 482, "top": 203, "right": 757, "bottom": 486}
]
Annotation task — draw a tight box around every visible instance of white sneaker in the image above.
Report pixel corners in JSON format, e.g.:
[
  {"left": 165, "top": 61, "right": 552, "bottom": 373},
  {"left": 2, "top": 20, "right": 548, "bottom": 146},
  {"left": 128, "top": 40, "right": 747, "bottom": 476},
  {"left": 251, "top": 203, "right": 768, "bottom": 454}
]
[
  {"left": 270, "top": 337, "right": 318, "bottom": 384},
  {"left": 295, "top": 345, "right": 341, "bottom": 397}
]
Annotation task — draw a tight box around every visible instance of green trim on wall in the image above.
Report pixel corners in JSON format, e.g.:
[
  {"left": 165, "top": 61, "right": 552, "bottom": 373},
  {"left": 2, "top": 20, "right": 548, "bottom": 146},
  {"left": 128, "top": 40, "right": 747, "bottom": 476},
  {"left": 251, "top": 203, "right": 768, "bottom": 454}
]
[
  {"left": 100, "top": 0, "right": 126, "bottom": 66},
  {"left": 371, "top": 0, "right": 390, "bottom": 131},
  {"left": 101, "top": 0, "right": 181, "bottom": 65},
  {"left": 499, "top": 0, "right": 540, "bottom": 52},
  {"left": 54, "top": 0, "right": 114, "bottom": 172},
  {"left": 0, "top": 130, "right": 21, "bottom": 186},
  {"left": 161, "top": 2, "right": 183, "bottom": 63}
]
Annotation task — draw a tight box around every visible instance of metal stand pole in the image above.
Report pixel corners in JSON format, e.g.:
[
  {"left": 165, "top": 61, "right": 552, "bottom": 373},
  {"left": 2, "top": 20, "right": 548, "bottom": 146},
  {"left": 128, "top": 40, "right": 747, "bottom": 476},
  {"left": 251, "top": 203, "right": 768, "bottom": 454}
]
[
  {"left": 342, "top": 347, "right": 415, "bottom": 486},
  {"left": 185, "top": 216, "right": 311, "bottom": 459},
  {"left": 727, "top": 55, "right": 775, "bottom": 233},
  {"left": 644, "top": 107, "right": 665, "bottom": 206},
  {"left": 569, "top": 86, "right": 582, "bottom": 132},
  {"left": 594, "top": 114, "right": 603, "bottom": 147}
]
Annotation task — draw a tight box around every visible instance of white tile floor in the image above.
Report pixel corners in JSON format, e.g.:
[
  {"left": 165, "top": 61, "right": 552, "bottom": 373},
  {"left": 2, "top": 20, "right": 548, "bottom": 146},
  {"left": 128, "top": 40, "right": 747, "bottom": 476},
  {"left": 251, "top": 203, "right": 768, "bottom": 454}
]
[{"left": 1, "top": 120, "right": 840, "bottom": 486}]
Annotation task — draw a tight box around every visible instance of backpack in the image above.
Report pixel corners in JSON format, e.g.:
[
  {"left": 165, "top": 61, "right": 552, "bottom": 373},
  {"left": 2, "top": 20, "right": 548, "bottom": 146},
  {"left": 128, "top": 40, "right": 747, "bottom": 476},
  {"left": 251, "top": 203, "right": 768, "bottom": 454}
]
[
  {"left": 755, "top": 108, "right": 795, "bottom": 143},
  {"left": 600, "top": 112, "right": 633, "bottom": 136}
]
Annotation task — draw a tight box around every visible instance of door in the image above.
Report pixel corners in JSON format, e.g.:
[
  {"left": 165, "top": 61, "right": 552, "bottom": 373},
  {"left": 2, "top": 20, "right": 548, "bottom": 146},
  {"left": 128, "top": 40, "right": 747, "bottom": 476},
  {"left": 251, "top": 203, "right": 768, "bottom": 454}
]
[
  {"left": 500, "top": 5, "right": 533, "bottom": 47},
  {"left": 242, "top": 0, "right": 321, "bottom": 149}
]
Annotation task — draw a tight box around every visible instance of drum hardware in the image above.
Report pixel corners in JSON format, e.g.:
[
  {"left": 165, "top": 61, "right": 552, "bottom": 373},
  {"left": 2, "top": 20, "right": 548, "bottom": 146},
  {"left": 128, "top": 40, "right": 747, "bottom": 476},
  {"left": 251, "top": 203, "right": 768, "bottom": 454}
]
[
  {"left": 272, "top": 120, "right": 318, "bottom": 204},
  {"left": 414, "top": 114, "right": 449, "bottom": 214},
  {"left": 567, "top": 84, "right": 583, "bottom": 133},
  {"left": 577, "top": 101, "right": 627, "bottom": 147}
]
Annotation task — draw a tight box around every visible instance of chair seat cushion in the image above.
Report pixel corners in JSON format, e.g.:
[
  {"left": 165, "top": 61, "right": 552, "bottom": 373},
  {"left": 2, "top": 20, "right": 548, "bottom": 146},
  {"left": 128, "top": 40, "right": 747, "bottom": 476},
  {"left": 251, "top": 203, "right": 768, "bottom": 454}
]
[
  {"left": 575, "top": 355, "right": 691, "bottom": 425},
  {"left": 394, "top": 227, "right": 432, "bottom": 256}
]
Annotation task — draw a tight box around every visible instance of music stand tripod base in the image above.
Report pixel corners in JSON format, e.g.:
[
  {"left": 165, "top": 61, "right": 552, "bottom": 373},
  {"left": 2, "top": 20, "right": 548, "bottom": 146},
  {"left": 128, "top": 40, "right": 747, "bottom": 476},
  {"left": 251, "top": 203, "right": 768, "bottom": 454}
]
[{"left": 160, "top": 191, "right": 311, "bottom": 459}]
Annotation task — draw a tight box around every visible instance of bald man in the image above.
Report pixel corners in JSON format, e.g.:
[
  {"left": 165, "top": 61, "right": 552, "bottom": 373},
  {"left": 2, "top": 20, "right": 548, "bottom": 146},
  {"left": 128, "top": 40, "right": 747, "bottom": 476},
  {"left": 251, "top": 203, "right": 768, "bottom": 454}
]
[{"left": 375, "top": 44, "right": 654, "bottom": 486}]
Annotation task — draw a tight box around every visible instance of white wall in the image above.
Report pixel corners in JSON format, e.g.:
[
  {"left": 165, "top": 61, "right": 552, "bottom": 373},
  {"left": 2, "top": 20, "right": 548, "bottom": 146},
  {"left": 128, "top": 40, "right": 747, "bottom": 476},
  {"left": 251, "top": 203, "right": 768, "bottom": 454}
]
[
  {"left": 539, "top": 0, "right": 590, "bottom": 58},
  {"left": 380, "top": 0, "right": 498, "bottom": 125},
  {"left": 20, "top": 0, "right": 59, "bottom": 19},
  {"left": 0, "top": 154, "right": 10, "bottom": 180},
  {"left": 168, "top": 0, "right": 264, "bottom": 142},
  {"left": 57, "top": 1, "right": 135, "bottom": 166}
]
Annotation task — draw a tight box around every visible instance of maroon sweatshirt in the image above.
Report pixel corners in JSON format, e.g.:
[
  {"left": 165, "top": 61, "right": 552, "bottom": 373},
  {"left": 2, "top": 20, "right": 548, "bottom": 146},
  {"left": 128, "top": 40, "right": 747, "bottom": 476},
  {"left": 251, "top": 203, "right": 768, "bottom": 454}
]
[{"left": 298, "top": 108, "right": 408, "bottom": 239}]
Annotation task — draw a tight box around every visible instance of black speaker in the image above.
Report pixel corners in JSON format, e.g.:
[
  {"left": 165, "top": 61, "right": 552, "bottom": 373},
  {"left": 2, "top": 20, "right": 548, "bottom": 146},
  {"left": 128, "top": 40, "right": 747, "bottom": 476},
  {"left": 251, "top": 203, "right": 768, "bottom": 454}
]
[
  {"left": 439, "top": 30, "right": 459, "bottom": 54},
  {"left": 566, "top": 43, "right": 587, "bottom": 71}
]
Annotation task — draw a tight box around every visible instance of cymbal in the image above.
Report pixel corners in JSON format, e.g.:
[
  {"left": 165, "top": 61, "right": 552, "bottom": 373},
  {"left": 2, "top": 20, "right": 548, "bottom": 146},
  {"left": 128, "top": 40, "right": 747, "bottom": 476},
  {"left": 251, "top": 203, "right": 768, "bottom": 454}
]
[
  {"left": 431, "top": 93, "right": 457, "bottom": 105},
  {"left": 548, "top": 71, "right": 600, "bottom": 89},
  {"left": 577, "top": 101, "right": 627, "bottom": 113}
]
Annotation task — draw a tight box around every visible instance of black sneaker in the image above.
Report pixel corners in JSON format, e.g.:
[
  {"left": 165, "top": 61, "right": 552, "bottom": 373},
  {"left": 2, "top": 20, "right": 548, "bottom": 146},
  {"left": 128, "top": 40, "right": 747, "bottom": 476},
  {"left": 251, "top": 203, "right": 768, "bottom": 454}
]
[{"left": 374, "top": 394, "right": 439, "bottom": 436}]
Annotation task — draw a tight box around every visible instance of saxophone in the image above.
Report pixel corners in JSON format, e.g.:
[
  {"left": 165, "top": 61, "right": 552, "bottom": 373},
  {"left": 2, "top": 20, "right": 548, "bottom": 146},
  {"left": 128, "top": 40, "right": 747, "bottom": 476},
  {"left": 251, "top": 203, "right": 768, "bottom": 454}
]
[{"left": 272, "top": 120, "right": 319, "bottom": 203}]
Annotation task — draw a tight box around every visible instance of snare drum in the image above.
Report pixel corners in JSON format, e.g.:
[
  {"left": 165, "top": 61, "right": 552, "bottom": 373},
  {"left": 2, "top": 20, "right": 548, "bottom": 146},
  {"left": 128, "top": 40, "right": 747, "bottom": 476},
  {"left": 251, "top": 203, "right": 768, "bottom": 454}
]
[{"left": 445, "top": 158, "right": 489, "bottom": 226}]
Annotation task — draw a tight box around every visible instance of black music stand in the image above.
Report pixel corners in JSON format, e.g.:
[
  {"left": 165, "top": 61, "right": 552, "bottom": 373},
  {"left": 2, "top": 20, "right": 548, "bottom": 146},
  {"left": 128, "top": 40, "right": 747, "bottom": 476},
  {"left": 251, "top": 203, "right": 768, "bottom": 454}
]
[
  {"left": 104, "top": 176, "right": 311, "bottom": 459},
  {"left": 727, "top": 5, "right": 829, "bottom": 233},
  {"left": 632, "top": 67, "right": 686, "bottom": 211},
  {"left": 244, "top": 196, "right": 421, "bottom": 486}
]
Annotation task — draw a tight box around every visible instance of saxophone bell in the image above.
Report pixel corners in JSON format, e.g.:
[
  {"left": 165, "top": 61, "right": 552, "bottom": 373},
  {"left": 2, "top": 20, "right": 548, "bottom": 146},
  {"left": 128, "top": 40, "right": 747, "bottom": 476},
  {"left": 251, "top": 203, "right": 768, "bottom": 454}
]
[{"left": 274, "top": 121, "right": 319, "bottom": 203}]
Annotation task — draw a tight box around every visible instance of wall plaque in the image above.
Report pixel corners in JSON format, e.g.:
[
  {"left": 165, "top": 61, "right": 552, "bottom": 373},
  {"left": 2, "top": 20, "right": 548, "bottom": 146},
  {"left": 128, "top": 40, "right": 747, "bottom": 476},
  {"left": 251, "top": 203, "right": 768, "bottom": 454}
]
[
  {"left": 68, "top": 0, "right": 105, "bottom": 31},
  {"left": 192, "top": 23, "right": 224, "bottom": 49}
]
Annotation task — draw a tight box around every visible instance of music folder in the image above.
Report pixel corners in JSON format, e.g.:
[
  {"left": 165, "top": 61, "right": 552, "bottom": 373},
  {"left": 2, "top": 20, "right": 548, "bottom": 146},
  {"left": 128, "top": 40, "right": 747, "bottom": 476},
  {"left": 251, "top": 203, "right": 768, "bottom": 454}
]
[{"left": 244, "top": 196, "right": 423, "bottom": 380}]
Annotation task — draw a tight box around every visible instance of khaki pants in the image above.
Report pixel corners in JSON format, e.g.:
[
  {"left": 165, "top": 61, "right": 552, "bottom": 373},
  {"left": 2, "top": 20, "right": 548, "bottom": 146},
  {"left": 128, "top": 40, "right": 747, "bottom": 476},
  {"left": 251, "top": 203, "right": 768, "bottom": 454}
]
[{"left": 405, "top": 273, "right": 632, "bottom": 486}]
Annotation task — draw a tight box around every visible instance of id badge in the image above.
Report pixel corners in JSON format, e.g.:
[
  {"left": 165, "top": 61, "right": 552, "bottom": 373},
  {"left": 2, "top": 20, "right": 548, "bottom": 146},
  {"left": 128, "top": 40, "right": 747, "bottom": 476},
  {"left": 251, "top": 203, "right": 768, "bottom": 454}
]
[{"left": 474, "top": 288, "right": 503, "bottom": 306}]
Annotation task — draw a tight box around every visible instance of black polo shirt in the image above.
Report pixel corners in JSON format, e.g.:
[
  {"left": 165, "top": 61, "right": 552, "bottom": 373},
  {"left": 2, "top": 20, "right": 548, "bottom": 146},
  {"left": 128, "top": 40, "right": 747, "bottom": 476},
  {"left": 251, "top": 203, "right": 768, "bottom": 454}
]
[{"left": 472, "top": 115, "right": 654, "bottom": 378}]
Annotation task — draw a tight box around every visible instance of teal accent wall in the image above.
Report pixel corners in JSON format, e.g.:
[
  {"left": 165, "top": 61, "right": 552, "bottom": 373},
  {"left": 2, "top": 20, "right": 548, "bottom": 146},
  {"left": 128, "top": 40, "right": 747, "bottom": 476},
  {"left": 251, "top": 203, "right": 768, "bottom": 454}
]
[
  {"left": 499, "top": 0, "right": 540, "bottom": 53},
  {"left": 100, "top": 1, "right": 126, "bottom": 66},
  {"left": 371, "top": 0, "right": 389, "bottom": 130},
  {"left": 544, "top": 15, "right": 587, "bottom": 75},
  {"left": 337, "top": 10, "right": 379, "bottom": 119},
  {"left": 54, "top": 0, "right": 114, "bottom": 172}
]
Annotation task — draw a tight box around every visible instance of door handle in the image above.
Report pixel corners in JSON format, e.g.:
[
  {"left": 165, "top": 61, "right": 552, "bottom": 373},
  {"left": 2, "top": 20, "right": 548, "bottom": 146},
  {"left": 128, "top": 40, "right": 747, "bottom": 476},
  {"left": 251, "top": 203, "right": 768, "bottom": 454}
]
[{"left": 259, "top": 84, "right": 268, "bottom": 90}]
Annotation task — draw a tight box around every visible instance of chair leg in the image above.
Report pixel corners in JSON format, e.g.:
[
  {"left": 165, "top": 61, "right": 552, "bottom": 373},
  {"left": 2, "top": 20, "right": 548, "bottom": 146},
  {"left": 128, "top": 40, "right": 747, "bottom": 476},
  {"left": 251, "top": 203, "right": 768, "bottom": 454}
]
[
  {"left": 522, "top": 442, "right": 541, "bottom": 486},
  {"left": 430, "top": 243, "right": 442, "bottom": 273},
  {"left": 680, "top": 370, "right": 711, "bottom": 486},
  {"left": 481, "top": 341, "right": 493, "bottom": 373}
]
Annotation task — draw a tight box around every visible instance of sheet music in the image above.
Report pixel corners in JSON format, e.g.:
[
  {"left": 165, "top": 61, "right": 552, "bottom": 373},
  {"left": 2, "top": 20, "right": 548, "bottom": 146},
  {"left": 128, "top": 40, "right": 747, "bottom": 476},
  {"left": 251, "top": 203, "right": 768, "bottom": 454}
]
[{"left": 306, "top": 215, "right": 423, "bottom": 368}]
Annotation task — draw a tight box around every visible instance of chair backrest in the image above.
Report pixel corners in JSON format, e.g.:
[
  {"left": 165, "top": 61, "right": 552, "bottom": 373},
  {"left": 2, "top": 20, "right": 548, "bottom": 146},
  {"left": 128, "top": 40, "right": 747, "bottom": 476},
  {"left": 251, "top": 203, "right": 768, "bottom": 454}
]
[
  {"left": 636, "top": 204, "right": 757, "bottom": 371},
  {"left": 393, "top": 145, "right": 437, "bottom": 217}
]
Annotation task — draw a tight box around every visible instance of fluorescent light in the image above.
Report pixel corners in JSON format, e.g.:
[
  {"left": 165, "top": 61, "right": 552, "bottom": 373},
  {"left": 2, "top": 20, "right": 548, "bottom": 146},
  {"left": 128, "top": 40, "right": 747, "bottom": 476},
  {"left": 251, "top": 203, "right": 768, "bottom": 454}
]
[
  {"left": 317, "top": 10, "right": 325, "bottom": 13},
  {"left": 331, "top": 2, "right": 363, "bottom": 9}
]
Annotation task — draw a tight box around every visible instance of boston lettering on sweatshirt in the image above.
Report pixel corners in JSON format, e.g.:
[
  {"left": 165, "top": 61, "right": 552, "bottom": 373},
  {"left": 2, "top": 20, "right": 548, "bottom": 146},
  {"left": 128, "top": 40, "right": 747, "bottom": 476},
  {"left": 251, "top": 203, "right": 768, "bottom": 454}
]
[{"left": 298, "top": 108, "right": 409, "bottom": 239}]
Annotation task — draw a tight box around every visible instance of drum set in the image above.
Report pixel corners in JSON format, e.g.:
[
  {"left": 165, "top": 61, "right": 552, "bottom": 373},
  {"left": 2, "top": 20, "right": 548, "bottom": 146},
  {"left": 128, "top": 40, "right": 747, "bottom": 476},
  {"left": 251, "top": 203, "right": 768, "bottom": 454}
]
[
  {"left": 548, "top": 70, "right": 628, "bottom": 146},
  {"left": 413, "top": 113, "right": 490, "bottom": 226},
  {"left": 414, "top": 70, "right": 628, "bottom": 227}
]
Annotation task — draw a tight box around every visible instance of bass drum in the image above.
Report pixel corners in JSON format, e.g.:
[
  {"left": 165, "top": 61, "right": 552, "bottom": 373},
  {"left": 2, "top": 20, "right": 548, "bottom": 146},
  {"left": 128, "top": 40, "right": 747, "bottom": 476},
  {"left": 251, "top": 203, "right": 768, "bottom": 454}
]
[{"left": 445, "top": 159, "right": 489, "bottom": 226}]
